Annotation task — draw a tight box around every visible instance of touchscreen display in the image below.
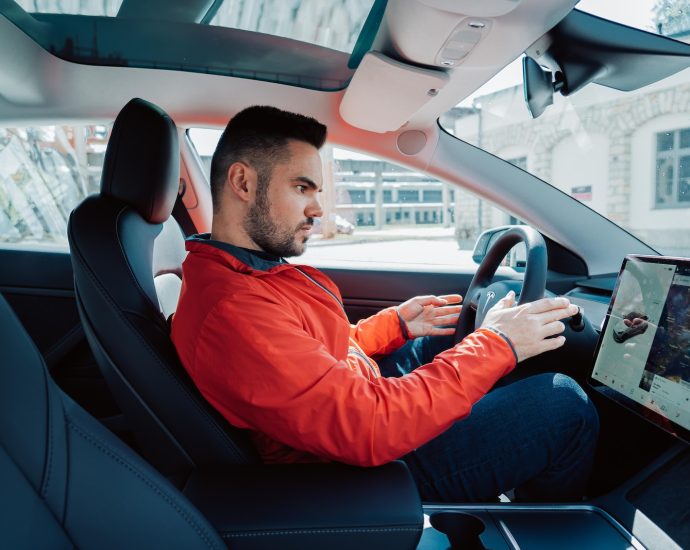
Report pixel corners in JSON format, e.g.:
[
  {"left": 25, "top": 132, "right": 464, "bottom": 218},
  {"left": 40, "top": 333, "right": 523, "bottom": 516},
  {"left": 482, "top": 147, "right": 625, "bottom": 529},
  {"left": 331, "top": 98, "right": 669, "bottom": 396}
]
[{"left": 591, "top": 256, "right": 690, "bottom": 440}]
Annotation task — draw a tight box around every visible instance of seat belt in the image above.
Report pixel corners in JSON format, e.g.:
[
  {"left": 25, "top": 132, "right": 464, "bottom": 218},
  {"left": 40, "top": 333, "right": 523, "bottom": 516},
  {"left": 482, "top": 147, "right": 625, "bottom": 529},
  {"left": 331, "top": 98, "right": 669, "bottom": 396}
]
[{"left": 172, "top": 178, "right": 198, "bottom": 236}]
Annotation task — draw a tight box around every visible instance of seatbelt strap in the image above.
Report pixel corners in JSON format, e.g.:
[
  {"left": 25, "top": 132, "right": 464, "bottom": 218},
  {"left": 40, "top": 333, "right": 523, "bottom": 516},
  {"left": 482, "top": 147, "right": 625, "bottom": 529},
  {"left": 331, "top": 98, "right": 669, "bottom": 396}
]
[{"left": 172, "top": 179, "right": 197, "bottom": 236}]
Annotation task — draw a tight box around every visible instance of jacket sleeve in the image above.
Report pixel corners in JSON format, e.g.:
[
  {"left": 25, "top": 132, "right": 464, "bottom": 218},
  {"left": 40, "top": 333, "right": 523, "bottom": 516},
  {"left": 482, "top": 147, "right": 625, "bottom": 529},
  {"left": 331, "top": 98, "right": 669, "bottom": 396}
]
[
  {"left": 191, "top": 292, "right": 516, "bottom": 467},
  {"left": 349, "top": 306, "right": 407, "bottom": 357}
]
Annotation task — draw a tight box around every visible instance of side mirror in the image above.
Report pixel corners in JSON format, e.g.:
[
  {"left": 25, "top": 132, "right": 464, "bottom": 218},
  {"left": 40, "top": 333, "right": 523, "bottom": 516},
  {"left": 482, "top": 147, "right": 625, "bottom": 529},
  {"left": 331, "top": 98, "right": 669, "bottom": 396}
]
[{"left": 472, "top": 225, "right": 527, "bottom": 268}]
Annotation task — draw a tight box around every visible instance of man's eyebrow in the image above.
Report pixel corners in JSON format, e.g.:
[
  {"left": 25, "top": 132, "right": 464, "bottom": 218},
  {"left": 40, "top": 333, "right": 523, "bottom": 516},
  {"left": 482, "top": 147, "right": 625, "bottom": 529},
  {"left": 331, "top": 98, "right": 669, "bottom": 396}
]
[{"left": 293, "top": 176, "right": 321, "bottom": 191}]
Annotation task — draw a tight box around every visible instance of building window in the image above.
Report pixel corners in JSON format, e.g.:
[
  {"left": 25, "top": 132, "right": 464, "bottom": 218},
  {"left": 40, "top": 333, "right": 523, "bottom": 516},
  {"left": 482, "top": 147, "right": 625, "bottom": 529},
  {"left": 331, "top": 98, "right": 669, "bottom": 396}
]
[
  {"left": 655, "top": 129, "right": 690, "bottom": 208},
  {"left": 398, "top": 190, "right": 419, "bottom": 203},
  {"left": 422, "top": 190, "right": 442, "bottom": 203},
  {"left": 347, "top": 189, "right": 368, "bottom": 204}
]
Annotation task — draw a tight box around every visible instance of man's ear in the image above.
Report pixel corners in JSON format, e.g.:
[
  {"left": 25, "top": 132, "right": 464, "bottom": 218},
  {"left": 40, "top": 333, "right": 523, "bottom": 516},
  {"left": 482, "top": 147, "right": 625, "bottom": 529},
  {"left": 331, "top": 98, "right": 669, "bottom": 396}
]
[{"left": 226, "top": 161, "right": 257, "bottom": 202}]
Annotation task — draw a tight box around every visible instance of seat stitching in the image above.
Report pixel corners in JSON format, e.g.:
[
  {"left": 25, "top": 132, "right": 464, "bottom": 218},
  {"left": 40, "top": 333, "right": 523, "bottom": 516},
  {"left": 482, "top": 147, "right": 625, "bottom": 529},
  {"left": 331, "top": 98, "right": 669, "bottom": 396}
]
[
  {"left": 67, "top": 420, "right": 222, "bottom": 549},
  {"left": 221, "top": 527, "right": 422, "bottom": 538},
  {"left": 40, "top": 349, "right": 54, "bottom": 499},
  {"left": 70, "top": 212, "right": 249, "bottom": 463}
]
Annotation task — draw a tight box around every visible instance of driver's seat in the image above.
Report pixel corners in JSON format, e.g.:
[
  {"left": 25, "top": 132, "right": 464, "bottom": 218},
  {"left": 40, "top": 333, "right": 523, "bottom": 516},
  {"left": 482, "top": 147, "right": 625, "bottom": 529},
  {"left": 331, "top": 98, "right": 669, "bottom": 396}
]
[{"left": 68, "top": 98, "right": 258, "bottom": 480}]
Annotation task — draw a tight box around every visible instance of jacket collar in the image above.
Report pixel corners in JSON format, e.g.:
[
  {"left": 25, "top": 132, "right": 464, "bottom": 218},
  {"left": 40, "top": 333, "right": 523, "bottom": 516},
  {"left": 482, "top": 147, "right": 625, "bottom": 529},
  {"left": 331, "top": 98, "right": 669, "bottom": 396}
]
[{"left": 186, "top": 233, "right": 286, "bottom": 272}]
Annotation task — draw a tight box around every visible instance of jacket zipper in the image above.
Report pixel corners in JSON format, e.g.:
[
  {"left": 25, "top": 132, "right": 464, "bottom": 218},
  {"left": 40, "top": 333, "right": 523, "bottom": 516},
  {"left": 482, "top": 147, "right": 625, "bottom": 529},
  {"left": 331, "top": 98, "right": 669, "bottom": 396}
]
[
  {"left": 293, "top": 267, "right": 345, "bottom": 312},
  {"left": 293, "top": 268, "right": 378, "bottom": 377}
]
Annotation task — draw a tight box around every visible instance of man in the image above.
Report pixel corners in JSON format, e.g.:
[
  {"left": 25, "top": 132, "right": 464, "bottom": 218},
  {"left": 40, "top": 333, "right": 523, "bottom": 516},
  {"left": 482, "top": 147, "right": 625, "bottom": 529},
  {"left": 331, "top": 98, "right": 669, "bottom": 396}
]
[{"left": 172, "top": 106, "right": 599, "bottom": 502}]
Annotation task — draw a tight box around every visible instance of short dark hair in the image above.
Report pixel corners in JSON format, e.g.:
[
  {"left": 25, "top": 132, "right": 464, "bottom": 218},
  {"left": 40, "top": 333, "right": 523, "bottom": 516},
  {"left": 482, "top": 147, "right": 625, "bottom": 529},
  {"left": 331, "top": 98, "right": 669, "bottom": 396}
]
[{"left": 210, "top": 105, "right": 327, "bottom": 209}]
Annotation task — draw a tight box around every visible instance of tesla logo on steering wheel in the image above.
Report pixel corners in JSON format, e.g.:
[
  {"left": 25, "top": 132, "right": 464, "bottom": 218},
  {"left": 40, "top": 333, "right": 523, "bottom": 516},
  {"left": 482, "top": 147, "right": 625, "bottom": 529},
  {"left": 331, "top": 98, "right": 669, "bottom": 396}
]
[{"left": 486, "top": 291, "right": 496, "bottom": 300}]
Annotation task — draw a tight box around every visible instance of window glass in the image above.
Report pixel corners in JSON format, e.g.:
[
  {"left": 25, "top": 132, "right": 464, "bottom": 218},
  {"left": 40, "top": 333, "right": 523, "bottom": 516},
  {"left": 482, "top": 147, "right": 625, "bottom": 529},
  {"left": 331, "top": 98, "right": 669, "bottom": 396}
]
[
  {"left": 5, "top": 2, "right": 356, "bottom": 93},
  {"left": 14, "top": 0, "right": 373, "bottom": 53},
  {"left": 188, "top": 129, "right": 516, "bottom": 268},
  {"left": 209, "top": 0, "right": 375, "bottom": 53},
  {"left": 15, "top": 0, "right": 122, "bottom": 16},
  {"left": 439, "top": 2, "right": 690, "bottom": 257},
  {"left": 0, "top": 125, "right": 108, "bottom": 249}
]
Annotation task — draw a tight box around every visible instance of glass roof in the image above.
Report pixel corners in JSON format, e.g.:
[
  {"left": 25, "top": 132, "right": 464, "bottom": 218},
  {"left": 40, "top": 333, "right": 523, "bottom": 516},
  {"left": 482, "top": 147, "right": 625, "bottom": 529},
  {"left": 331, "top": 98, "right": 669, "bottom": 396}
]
[
  {"left": 15, "top": 0, "right": 122, "bottom": 16},
  {"left": 3, "top": 0, "right": 383, "bottom": 91},
  {"left": 14, "top": 0, "right": 376, "bottom": 52},
  {"left": 210, "top": 0, "right": 376, "bottom": 53}
]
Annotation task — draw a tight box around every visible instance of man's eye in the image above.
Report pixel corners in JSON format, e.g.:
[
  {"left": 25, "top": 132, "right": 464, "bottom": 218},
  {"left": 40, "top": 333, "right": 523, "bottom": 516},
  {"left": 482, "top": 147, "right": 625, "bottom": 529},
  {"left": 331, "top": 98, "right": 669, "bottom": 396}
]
[{"left": 296, "top": 185, "right": 307, "bottom": 193}]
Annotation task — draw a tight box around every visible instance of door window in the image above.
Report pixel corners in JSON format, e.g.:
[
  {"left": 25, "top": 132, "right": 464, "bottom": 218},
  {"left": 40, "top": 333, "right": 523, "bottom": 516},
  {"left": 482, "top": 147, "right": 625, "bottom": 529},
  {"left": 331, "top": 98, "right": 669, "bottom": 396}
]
[
  {"left": 188, "top": 129, "right": 517, "bottom": 269},
  {"left": 0, "top": 125, "right": 109, "bottom": 250}
]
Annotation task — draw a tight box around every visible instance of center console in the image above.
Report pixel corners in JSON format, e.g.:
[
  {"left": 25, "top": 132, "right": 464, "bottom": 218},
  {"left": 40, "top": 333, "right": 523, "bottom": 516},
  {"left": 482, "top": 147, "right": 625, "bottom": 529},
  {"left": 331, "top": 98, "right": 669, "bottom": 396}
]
[{"left": 419, "top": 504, "right": 642, "bottom": 549}]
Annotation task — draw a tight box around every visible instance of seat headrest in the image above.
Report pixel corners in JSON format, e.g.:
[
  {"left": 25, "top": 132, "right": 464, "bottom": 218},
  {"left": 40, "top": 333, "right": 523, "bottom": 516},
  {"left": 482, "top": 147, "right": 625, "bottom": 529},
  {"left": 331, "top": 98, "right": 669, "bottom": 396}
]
[{"left": 101, "top": 98, "right": 179, "bottom": 224}]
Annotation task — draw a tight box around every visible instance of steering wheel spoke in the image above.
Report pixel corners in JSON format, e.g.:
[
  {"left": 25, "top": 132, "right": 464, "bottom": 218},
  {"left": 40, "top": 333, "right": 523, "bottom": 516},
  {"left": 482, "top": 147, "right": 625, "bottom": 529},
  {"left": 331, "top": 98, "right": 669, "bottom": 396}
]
[{"left": 453, "top": 226, "right": 547, "bottom": 344}]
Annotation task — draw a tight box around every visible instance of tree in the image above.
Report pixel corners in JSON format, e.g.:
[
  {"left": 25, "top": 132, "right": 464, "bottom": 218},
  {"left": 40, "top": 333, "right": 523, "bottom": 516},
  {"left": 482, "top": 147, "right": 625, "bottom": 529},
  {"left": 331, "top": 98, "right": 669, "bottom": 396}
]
[{"left": 653, "top": 0, "right": 690, "bottom": 36}]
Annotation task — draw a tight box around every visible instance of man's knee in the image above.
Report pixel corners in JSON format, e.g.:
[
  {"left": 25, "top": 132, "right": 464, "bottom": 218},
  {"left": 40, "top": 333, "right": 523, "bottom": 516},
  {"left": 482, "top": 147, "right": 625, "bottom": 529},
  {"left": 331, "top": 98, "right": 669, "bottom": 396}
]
[{"left": 543, "top": 372, "right": 600, "bottom": 440}]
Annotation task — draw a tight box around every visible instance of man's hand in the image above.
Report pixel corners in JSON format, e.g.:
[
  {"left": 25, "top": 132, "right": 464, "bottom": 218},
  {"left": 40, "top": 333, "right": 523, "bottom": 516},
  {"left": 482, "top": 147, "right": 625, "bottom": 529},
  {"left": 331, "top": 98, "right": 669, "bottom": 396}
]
[
  {"left": 397, "top": 294, "right": 462, "bottom": 338},
  {"left": 481, "top": 291, "right": 578, "bottom": 362}
]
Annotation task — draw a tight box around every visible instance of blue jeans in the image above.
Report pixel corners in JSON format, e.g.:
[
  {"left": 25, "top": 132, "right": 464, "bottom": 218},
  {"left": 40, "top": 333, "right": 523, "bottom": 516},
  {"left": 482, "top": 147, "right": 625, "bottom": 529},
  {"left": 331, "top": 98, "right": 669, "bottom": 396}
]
[{"left": 376, "top": 336, "right": 599, "bottom": 503}]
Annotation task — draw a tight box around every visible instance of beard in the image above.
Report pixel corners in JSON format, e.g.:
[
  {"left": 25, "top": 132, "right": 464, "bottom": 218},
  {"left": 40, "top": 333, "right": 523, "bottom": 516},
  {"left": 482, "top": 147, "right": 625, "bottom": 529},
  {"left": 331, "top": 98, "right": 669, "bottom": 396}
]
[{"left": 243, "top": 186, "right": 312, "bottom": 258}]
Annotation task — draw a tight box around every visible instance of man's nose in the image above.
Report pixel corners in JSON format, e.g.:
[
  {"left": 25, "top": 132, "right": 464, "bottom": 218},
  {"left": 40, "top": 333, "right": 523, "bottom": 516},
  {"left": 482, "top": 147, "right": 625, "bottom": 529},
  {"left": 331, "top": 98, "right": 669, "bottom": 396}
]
[{"left": 306, "top": 195, "right": 323, "bottom": 218}]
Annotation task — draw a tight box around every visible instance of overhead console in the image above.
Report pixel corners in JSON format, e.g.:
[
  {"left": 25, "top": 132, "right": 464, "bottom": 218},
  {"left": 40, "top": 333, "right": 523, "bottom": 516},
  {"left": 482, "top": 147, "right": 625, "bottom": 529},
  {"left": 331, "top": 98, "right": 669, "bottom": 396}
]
[
  {"left": 340, "top": 0, "right": 578, "bottom": 132},
  {"left": 339, "top": 52, "right": 448, "bottom": 133}
]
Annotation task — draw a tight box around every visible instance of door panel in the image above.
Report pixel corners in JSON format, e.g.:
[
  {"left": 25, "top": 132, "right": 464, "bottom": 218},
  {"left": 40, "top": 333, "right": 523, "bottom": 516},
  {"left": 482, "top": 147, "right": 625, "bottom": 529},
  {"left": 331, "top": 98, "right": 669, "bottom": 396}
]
[
  {"left": 320, "top": 266, "right": 497, "bottom": 322},
  {"left": 0, "top": 248, "right": 77, "bottom": 358},
  {"left": 0, "top": 247, "right": 119, "bottom": 418}
]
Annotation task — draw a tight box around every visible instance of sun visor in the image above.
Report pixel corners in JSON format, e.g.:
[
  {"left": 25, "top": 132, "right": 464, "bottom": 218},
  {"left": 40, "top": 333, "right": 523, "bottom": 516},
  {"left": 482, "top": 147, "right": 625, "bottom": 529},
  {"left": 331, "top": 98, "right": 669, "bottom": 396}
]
[{"left": 340, "top": 52, "right": 449, "bottom": 133}]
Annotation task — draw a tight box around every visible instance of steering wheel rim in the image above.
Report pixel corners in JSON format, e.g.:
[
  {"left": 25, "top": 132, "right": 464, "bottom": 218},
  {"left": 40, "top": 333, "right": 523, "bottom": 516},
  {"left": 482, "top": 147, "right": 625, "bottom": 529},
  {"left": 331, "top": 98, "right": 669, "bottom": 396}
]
[{"left": 453, "top": 226, "right": 548, "bottom": 344}]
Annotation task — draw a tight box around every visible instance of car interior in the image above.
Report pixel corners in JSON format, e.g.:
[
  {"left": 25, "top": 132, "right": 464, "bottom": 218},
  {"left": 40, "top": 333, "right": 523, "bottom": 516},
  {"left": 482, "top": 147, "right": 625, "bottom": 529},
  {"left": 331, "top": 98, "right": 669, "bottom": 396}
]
[{"left": 1, "top": 0, "right": 690, "bottom": 548}]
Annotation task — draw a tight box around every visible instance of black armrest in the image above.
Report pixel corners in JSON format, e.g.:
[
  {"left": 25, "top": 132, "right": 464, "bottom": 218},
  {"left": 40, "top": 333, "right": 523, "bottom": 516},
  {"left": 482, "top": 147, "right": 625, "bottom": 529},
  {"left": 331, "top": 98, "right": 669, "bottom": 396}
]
[{"left": 182, "top": 461, "right": 423, "bottom": 549}]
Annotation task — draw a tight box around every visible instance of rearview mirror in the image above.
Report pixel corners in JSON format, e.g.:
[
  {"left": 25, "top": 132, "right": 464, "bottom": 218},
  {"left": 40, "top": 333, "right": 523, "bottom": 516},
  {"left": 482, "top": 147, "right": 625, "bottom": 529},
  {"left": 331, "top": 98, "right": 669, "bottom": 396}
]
[{"left": 522, "top": 56, "right": 565, "bottom": 119}]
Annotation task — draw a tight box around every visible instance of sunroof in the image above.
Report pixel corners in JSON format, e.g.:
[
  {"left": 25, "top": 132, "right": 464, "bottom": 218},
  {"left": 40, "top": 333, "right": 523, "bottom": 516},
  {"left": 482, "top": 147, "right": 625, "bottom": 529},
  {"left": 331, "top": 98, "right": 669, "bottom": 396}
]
[
  {"left": 15, "top": 0, "right": 376, "bottom": 53},
  {"left": 15, "top": 0, "right": 122, "bottom": 16},
  {"left": 2, "top": 0, "right": 381, "bottom": 91},
  {"left": 210, "top": 0, "right": 376, "bottom": 53}
]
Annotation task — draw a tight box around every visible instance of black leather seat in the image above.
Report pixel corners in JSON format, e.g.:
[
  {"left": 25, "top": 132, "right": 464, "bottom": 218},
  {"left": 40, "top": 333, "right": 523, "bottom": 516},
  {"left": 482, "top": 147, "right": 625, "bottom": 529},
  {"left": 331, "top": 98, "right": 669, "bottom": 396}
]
[
  {"left": 0, "top": 293, "right": 225, "bottom": 549},
  {"left": 68, "top": 98, "right": 257, "bottom": 480},
  {"left": 0, "top": 292, "right": 423, "bottom": 549}
]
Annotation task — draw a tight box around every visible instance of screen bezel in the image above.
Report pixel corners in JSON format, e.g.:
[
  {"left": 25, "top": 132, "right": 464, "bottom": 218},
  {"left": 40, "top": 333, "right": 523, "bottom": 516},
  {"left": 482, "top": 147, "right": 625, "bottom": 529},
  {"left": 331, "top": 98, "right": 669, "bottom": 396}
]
[{"left": 588, "top": 254, "right": 690, "bottom": 444}]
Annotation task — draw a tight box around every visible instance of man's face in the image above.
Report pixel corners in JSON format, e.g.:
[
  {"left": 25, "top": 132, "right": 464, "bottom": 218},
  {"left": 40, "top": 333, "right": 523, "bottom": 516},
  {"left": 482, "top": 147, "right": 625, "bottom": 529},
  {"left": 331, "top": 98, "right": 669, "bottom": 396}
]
[{"left": 244, "top": 140, "right": 323, "bottom": 257}]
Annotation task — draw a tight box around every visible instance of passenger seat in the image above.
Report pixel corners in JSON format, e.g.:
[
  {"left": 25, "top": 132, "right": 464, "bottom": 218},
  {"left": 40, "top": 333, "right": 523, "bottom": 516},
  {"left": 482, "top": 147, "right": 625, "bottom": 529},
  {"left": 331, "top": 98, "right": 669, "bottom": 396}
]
[{"left": 0, "top": 293, "right": 225, "bottom": 549}]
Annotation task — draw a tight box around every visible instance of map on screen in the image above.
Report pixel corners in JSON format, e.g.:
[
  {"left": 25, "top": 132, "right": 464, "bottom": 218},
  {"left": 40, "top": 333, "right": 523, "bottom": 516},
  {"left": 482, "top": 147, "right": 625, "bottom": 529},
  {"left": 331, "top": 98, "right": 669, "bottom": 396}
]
[{"left": 591, "top": 257, "right": 690, "bottom": 437}]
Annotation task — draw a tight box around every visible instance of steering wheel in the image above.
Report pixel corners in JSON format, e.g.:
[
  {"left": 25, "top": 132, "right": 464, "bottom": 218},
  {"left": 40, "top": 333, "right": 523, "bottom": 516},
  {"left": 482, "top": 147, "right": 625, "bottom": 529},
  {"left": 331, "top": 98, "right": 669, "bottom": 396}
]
[{"left": 453, "top": 226, "right": 548, "bottom": 344}]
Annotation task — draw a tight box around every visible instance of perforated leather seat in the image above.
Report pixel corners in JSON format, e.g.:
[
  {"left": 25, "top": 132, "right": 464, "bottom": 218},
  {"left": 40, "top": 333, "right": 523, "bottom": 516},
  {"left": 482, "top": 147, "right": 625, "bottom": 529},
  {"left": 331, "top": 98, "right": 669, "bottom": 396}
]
[
  {"left": 68, "top": 98, "right": 258, "bottom": 480},
  {"left": 0, "top": 294, "right": 225, "bottom": 549}
]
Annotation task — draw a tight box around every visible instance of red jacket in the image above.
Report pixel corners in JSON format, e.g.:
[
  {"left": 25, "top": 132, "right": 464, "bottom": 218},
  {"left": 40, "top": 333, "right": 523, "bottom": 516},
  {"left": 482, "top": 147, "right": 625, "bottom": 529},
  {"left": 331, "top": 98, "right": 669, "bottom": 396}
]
[{"left": 171, "top": 235, "right": 516, "bottom": 467}]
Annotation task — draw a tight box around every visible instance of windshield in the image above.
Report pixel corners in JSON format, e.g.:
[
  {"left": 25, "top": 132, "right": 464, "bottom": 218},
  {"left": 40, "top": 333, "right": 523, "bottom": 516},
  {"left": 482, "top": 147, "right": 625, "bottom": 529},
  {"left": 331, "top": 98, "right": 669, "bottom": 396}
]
[{"left": 440, "top": 1, "right": 690, "bottom": 257}]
